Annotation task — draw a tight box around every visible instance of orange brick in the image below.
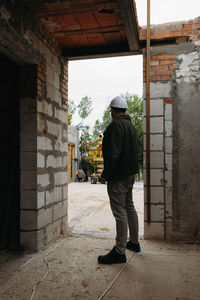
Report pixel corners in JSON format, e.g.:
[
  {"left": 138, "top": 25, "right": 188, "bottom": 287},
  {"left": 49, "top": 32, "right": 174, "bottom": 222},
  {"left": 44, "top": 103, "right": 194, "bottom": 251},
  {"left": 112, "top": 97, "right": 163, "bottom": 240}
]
[
  {"left": 169, "top": 65, "right": 177, "bottom": 70},
  {"left": 183, "top": 24, "right": 193, "bottom": 30},
  {"left": 156, "top": 70, "right": 173, "bottom": 75},
  {"left": 151, "top": 76, "right": 160, "bottom": 81},
  {"left": 160, "top": 60, "right": 176, "bottom": 65},
  {"left": 37, "top": 72, "right": 45, "bottom": 82},
  {"left": 164, "top": 98, "right": 173, "bottom": 103},
  {"left": 150, "top": 61, "right": 159, "bottom": 66},
  {"left": 161, "top": 75, "right": 170, "bottom": 80},
  {"left": 152, "top": 65, "right": 168, "bottom": 71}
]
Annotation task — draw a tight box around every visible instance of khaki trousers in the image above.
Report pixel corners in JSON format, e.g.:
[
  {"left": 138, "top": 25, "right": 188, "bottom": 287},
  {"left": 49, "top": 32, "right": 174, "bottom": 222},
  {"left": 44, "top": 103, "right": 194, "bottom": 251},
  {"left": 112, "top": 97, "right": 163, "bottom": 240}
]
[{"left": 107, "top": 176, "right": 139, "bottom": 255}]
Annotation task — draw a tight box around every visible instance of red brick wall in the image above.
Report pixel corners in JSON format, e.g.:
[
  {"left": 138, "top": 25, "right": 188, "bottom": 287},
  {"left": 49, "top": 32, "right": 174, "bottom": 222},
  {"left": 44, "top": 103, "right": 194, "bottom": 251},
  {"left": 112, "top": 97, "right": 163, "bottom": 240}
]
[
  {"left": 140, "top": 19, "right": 200, "bottom": 41},
  {"left": 143, "top": 54, "right": 177, "bottom": 83}
]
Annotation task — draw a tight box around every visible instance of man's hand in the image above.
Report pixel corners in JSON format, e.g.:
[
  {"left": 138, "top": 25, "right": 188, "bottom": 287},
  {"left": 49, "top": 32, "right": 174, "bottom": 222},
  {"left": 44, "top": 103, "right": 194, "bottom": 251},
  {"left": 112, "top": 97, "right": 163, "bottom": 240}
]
[{"left": 99, "top": 176, "right": 106, "bottom": 184}]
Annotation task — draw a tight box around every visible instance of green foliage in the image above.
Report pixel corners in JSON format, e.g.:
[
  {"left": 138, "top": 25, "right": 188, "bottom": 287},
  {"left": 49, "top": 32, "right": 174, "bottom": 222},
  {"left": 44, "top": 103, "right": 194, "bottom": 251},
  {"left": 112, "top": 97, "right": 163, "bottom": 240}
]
[
  {"left": 92, "top": 119, "right": 103, "bottom": 142},
  {"left": 78, "top": 96, "right": 93, "bottom": 122},
  {"left": 68, "top": 99, "right": 76, "bottom": 125}
]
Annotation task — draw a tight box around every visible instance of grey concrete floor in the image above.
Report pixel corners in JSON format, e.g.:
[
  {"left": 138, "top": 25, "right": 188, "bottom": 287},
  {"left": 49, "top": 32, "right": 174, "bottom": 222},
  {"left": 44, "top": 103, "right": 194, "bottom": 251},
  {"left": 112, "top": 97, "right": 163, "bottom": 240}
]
[{"left": 0, "top": 181, "right": 200, "bottom": 300}]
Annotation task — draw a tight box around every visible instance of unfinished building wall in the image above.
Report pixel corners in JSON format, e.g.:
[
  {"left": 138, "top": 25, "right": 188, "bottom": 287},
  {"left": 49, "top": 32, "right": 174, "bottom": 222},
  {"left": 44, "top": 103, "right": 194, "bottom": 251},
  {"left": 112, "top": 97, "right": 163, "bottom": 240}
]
[
  {"left": 0, "top": 0, "right": 68, "bottom": 250},
  {"left": 142, "top": 18, "right": 200, "bottom": 241}
]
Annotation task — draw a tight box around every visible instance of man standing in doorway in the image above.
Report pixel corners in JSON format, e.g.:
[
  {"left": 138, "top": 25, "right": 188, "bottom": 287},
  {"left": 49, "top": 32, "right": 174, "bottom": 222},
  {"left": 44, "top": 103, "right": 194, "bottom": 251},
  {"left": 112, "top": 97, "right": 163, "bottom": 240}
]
[{"left": 98, "top": 96, "right": 141, "bottom": 264}]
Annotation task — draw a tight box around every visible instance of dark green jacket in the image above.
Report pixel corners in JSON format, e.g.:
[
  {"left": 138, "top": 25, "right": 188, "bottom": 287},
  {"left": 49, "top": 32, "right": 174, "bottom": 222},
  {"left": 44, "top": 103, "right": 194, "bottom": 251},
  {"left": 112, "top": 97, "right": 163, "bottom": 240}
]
[{"left": 101, "top": 114, "right": 138, "bottom": 181}]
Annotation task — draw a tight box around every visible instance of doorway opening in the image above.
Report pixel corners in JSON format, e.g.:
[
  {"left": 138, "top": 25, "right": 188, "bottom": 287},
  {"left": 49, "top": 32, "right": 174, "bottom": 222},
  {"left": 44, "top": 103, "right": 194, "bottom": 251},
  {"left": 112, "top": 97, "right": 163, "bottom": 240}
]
[
  {"left": 67, "top": 55, "right": 144, "bottom": 240},
  {"left": 0, "top": 54, "right": 20, "bottom": 250}
]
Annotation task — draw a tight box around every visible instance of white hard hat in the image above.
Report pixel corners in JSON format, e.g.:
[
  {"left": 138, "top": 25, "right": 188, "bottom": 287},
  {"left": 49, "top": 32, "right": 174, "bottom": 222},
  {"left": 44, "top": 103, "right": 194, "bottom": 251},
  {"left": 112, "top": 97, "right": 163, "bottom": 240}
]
[{"left": 109, "top": 96, "right": 128, "bottom": 109}]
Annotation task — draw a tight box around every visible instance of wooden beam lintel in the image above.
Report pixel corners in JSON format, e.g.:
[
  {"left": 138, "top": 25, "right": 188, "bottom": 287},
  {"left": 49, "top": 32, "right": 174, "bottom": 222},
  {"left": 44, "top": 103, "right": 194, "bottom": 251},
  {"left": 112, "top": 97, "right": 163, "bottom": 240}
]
[{"left": 118, "top": 0, "right": 140, "bottom": 51}]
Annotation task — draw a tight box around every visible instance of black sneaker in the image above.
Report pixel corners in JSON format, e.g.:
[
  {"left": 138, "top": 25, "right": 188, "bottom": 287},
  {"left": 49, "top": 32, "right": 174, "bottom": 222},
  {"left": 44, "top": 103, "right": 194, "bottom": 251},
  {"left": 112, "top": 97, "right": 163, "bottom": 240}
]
[
  {"left": 126, "top": 241, "right": 141, "bottom": 253},
  {"left": 98, "top": 247, "right": 126, "bottom": 264}
]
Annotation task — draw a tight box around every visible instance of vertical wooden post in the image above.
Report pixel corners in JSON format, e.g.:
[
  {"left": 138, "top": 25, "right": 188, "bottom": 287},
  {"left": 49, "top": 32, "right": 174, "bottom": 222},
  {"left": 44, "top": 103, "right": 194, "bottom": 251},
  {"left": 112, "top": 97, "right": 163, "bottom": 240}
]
[{"left": 146, "top": 0, "right": 151, "bottom": 222}]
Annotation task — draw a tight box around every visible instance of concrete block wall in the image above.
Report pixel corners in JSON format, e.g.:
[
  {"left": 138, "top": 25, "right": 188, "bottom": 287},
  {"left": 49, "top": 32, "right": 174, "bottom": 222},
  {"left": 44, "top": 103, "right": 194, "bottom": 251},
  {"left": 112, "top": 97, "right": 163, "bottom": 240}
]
[
  {"left": 142, "top": 18, "right": 200, "bottom": 241},
  {"left": 0, "top": 0, "right": 68, "bottom": 250}
]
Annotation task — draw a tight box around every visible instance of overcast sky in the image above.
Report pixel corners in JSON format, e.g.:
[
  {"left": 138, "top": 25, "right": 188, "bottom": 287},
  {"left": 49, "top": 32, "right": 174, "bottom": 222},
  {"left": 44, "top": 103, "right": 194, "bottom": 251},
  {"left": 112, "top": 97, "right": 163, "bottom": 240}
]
[{"left": 68, "top": 0, "right": 200, "bottom": 130}]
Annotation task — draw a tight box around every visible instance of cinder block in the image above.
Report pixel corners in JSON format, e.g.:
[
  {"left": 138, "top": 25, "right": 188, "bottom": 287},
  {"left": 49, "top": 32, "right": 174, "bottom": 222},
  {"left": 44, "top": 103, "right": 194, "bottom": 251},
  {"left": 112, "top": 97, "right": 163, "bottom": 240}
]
[
  {"left": 165, "top": 137, "right": 173, "bottom": 153},
  {"left": 37, "top": 136, "right": 52, "bottom": 151},
  {"left": 165, "top": 154, "right": 172, "bottom": 170},
  {"left": 144, "top": 204, "right": 164, "bottom": 222},
  {"left": 21, "top": 152, "right": 37, "bottom": 170},
  {"left": 165, "top": 187, "right": 172, "bottom": 204},
  {"left": 20, "top": 97, "right": 37, "bottom": 113},
  {"left": 165, "top": 223, "right": 174, "bottom": 239},
  {"left": 62, "top": 184, "right": 68, "bottom": 200},
  {"left": 20, "top": 210, "right": 37, "bottom": 230},
  {"left": 47, "top": 154, "right": 56, "bottom": 168},
  {"left": 150, "top": 169, "right": 164, "bottom": 186},
  {"left": 37, "top": 152, "right": 45, "bottom": 168},
  {"left": 63, "top": 128, "right": 68, "bottom": 139},
  {"left": 37, "top": 114, "right": 46, "bottom": 134},
  {"left": 21, "top": 112, "right": 37, "bottom": 134},
  {"left": 151, "top": 117, "right": 164, "bottom": 134},
  {"left": 55, "top": 108, "right": 67, "bottom": 123},
  {"left": 38, "top": 99, "right": 53, "bottom": 116},
  {"left": 21, "top": 170, "right": 37, "bottom": 190},
  {"left": 165, "top": 170, "right": 172, "bottom": 187},
  {"left": 144, "top": 117, "right": 164, "bottom": 134},
  {"left": 53, "top": 200, "right": 68, "bottom": 221},
  {"left": 46, "top": 64, "right": 60, "bottom": 90},
  {"left": 144, "top": 186, "right": 164, "bottom": 204},
  {"left": 47, "top": 155, "right": 63, "bottom": 168},
  {"left": 46, "top": 82, "right": 62, "bottom": 105},
  {"left": 21, "top": 134, "right": 37, "bottom": 151},
  {"left": 54, "top": 138, "right": 67, "bottom": 152},
  {"left": 37, "top": 173, "right": 50, "bottom": 188},
  {"left": 38, "top": 218, "right": 63, "bottom": 248},
  {"left": 144, "top": 222, "right": 164, "bottom": 239},
  {"left": 21, "top": 190, "right": 37, "bottom": 209},
  {"left": 47, "top": 120, "right": 61, "bottom": 137},
  {"left": 165, "top": 103, "right": 172, "bottom": 121},
  {"left": 165, "top": 204, "right": 173, "bottom": 223},
  {"left": 165, "top": 120, "right": 172, "bottom": 136},
  {"left": 62, "top": 155, "right": 68, "bottom": 168},
  {"left": 150, "top": 151, "right": 164, "bottom": 168},
  {"left": 20, "top": 231, "right": 38, "bottom": 251},
  {"left": 143, "top": 82, "right": 171, "bottom": 98},
  {"left": 46, "top": 186, "right": 63, "bottom": 205},
  {"left": 62, "top": 216, "right": 68, "bottom": 234},
  {"left": 38, "top": 206, "right": 53, "bottom": 228},
  {"left": 150, "top": 134, "right": 163, "bottom": 151},
  {"left": 38, "top": 191, "right": 45, "bottom": 208},
  {"left": 144, "top": 134, "right": 164, "bottom": 152},
  {"left": 144, "top": 98, "right": 163, "bottom": 116},
  {"left": 54, "top": 171, "right": 68, "bottom": 185}
]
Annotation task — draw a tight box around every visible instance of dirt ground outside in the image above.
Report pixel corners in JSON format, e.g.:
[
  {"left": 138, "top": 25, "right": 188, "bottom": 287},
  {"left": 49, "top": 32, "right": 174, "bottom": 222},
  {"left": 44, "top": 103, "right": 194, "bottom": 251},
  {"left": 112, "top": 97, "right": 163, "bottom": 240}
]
[{"left": 68, "top": 180, "right": 144, "bottom": 241}]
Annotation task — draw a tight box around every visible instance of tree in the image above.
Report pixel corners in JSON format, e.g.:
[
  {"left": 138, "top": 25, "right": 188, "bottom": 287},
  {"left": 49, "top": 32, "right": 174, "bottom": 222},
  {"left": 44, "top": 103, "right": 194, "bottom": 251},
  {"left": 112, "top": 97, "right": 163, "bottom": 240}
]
[
  {"left": 92, "top": 119, "right": 103, "bottom": 142},
  {"left": 79, "top": 125, "right": 92, "bottom": 157},
  {"left": 68, "top": 99, "right": 76, "bottom": 125},
  {"left": 77, "top": 96, "right": 93, "bottom": 124}
]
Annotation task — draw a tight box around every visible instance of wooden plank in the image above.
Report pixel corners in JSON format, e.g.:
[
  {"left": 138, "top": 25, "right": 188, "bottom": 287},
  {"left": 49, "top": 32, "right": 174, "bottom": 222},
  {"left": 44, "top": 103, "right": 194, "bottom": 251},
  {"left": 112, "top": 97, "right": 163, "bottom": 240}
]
[
  {"left": 53, "top": 25, "right": 124, "bottom": 36},
  {"left": 118, "top": 0, "right": 140, "bottom": 51}
]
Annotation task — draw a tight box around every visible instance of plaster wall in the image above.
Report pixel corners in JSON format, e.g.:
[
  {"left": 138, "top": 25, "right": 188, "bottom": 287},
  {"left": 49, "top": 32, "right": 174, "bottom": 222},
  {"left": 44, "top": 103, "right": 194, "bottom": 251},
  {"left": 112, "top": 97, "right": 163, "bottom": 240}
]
[{"left": 144, "top": 39, "right": 200, "bottom": 241}]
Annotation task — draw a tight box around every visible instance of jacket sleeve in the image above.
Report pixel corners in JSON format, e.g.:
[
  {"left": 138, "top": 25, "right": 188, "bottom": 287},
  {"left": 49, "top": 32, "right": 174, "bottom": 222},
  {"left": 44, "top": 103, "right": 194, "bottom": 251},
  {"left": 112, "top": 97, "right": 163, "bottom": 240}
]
[{"left": 101, "top": 122, "right": 123, "bottom": 180}]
